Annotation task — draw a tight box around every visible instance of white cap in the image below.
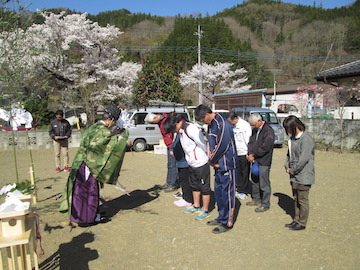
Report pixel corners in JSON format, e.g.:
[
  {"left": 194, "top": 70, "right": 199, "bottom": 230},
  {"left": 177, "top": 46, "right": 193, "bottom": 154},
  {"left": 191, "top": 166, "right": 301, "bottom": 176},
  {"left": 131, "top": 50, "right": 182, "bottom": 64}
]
[{"left": 144, "top": 113, "right": 157, "bottom": 123}]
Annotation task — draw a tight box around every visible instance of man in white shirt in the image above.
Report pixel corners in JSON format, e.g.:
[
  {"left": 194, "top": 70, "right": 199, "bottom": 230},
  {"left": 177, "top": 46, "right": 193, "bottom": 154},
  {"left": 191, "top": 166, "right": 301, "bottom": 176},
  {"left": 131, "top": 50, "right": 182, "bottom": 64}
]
[{"left": 227, "top": 111, "right": 252, "bottom": 200}]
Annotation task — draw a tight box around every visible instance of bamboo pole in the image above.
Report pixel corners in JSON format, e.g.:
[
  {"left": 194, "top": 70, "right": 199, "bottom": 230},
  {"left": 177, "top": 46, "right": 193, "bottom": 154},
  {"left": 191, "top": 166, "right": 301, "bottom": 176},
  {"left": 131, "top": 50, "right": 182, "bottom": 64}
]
[
  {"left": 29, "top": 166, "right": 37, "bottom": 205},
  {"left": 11, "top": 129, "right": 19, "bottom": 182},
  {"left": 26, "top": 130, "right": 37, "bottom": 205}
]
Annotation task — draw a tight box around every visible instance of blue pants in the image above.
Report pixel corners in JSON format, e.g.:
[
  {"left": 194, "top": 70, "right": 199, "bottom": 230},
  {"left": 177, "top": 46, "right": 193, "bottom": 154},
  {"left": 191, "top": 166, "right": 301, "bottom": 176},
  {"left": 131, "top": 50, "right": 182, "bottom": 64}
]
[
  {"left": 214, "top": 168, "right": 236, "bottom": 226},
  {"left": 167, "top": 149, "right": 179, "bottom": 188}
]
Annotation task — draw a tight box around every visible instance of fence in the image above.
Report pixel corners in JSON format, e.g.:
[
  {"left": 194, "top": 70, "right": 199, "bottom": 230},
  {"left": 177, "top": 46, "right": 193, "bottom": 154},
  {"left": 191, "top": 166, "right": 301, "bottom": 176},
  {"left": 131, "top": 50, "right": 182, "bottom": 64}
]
[
  {"left": 0, "top": 130, "right": 83, "bottom": 150},
  {"left": 278, "top": 118, "right": 360, "bottom": 150},
  {"left": 0, "top": 118, "right": 359, "bottom": 151}
]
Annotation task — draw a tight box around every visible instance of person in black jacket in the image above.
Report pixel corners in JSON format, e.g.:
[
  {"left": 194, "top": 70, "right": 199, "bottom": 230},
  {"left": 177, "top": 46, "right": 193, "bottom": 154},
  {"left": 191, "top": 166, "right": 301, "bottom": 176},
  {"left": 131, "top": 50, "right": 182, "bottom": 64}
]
[
  {"left": 246, "top": 113, "right": 274, "bottom": 213},
  {"left": 49, "top": 110, "right": 72, "bottom": 172}
]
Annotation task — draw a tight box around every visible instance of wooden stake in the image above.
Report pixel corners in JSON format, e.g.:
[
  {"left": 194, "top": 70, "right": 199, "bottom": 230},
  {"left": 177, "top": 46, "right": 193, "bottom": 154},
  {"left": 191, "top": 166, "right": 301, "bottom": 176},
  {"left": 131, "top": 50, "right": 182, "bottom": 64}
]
[{"left": 29, "top": 166, "right": 37, "bottom": 205}]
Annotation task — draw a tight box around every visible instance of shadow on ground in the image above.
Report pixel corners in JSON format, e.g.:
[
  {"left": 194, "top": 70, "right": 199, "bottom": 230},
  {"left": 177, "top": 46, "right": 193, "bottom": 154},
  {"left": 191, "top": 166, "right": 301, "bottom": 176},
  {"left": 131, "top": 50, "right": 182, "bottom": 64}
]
[
  {"left": 273, "top": 192, "right": 294, "bottom": 218},
  {"left": 39, "top": 232, "right": 98, "bottom": 270},
  {"left": 233, "top": 198, "right": 242, "bottom": 225},
  {"left": 100, "top": 184, "right": 162, "bottom": 218},
  {"left": 41, "top": 185, "right": 162, "bottom": 235}
]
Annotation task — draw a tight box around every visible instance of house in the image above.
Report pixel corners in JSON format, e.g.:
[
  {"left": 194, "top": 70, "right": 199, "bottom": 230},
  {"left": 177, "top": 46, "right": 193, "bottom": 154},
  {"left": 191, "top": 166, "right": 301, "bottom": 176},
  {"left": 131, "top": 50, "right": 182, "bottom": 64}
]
[
  {"left": 213, "top": 84, "right": 331, "bottom": 118},
  {"left": 214, "top": 60, "right": 360, "bottom": 119},
  {"left": 316, "top": 60, "right": 360, "bottom": 87},
  {"left": 265, "top": 83, "right": 334, "bottom": 118},
  {"left": 316, "top": 60, "right": 360, "bottom": 119}
]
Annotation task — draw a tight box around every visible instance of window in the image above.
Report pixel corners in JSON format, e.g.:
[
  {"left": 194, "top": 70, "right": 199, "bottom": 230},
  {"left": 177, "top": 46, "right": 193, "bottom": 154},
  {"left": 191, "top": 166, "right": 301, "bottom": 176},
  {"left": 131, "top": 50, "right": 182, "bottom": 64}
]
[
  {"left": 132, "top": 113, "right": 148, "bottom": 125},
  {"left": 259, "top": 112, "right": 278, "bottom": 124},
  {"left": 277, "top": 104, "right": 298, "bottom": 113}
]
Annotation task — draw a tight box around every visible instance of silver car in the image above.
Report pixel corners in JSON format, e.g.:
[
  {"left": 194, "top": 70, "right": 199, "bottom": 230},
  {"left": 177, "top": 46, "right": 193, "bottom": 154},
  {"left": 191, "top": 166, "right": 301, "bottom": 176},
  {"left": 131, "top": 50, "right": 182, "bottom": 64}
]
[
  {"left": 127, "top": 107, "right": 190, "bottom": 151},
  {"left": 232, "top": 107, "right": 285, "bottom": 147}
]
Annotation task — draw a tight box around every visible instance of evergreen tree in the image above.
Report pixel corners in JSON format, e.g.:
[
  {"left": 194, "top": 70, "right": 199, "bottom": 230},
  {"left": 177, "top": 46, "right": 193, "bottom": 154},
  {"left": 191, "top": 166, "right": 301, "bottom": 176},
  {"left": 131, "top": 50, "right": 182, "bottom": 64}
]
[
  {"left": 132, "top": 58, "right": 182, "bottom": 105},
  {"left": 156, "top": 16, "right": 263, "bottom": 85},
  {"left": 88, "top": 9, "right": 164, "bottom": 30}
]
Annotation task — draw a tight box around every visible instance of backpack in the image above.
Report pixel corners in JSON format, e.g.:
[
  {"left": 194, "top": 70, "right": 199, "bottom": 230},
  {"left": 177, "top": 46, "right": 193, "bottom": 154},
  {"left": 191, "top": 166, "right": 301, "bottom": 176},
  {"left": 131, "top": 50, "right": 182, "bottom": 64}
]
[{"left": 181, "top": 120, "right": 195, "bottom": 142}]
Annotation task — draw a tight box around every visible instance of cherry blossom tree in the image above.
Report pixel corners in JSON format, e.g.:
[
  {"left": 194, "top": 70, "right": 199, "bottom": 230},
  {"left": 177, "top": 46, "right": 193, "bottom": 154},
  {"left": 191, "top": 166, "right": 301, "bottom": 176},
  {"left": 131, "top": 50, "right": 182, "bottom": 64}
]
[
  {"left": 28, "top": 12, "right": 143, "bottom": 123},
  {"left": 294, "top": 84, "right": 324, "bottom": 117},
  {"left": 1, "top": 11, "right": 142, "bottom": 125},
  {"left": 0, "top": 0, "right": 45, "bottom": 99},
  {"left": 179, "top": 62, "right": 251, "bottom": 105}
]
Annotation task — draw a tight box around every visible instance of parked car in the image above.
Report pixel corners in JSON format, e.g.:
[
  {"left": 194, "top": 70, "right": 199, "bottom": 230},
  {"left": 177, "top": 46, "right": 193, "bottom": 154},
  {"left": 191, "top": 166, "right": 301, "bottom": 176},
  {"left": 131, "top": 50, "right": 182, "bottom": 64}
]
[
  {"left": 213, "top": 109, "right": 230, "bottom": 119},
  {"left": 274, "top": 103, "right": 302, "bottom": 118},
  {"left": 186, "top": 106, "right": 230, "bottom": 133},
  {"left": 127, "top": 106, "right": 190, "bottom": 152},
  {"left": 232, "top": 107, "right": 285, "bottom": 147}
]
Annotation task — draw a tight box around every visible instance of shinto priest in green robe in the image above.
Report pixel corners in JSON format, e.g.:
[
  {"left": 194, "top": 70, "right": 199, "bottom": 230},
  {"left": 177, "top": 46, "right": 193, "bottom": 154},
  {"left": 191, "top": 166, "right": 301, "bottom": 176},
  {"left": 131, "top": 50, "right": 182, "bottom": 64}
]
[{"left": 59, "top": 105, "right": 128, "bottom": 224}]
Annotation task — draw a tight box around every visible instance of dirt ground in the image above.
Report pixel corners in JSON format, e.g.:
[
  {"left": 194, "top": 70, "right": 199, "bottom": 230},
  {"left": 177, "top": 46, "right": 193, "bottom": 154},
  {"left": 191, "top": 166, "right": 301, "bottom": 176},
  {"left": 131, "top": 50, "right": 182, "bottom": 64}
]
[{"left": 0, "top": 146, "right": 359, "bottom": 270}]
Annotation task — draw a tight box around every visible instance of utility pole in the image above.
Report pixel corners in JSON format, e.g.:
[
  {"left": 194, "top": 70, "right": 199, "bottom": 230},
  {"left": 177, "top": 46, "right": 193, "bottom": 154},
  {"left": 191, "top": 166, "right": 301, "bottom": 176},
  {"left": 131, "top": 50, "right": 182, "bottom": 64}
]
[
  {"left": 194, "top": 25, "right": 203, "bottom": 105},
  {"left": 265, "top": 69, "right": 282, "bottom": 101}
]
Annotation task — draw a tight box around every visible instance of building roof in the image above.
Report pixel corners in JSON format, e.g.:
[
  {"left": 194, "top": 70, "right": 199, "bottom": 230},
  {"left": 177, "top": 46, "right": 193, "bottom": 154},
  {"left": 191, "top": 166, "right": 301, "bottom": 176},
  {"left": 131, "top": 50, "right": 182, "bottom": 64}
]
[
  {"left": 213, "top": 88, "right": 267, "bottom": 97},
  {"left": 316, "top": 60, "right": 360, "bottom": 81},
  {"left": 266, "top": 83, "right": 331, "bottom": 94}
]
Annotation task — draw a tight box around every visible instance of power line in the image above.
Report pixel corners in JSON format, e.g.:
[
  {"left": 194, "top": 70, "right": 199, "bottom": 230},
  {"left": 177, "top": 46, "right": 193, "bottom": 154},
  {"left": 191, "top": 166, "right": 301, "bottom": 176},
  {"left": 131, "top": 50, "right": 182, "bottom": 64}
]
[{"left": 118, "top": 45, "right": 359, "bottom": 63}]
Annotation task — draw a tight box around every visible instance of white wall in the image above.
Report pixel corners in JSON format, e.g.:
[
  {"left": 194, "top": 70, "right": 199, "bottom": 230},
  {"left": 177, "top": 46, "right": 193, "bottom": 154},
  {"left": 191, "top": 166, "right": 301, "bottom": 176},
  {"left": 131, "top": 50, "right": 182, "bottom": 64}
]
[
  {"left": 333, "top": 107, "right": 360, "bottom": 120},
  {"left": 267, "top": 92, "right": 360, "bottom": 120}
]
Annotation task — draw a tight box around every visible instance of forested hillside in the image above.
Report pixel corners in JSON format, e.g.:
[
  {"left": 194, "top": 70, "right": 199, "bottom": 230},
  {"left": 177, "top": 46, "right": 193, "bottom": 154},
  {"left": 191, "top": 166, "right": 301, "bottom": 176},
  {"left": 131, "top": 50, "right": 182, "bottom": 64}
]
[
  {"left": 87, "top": 9, "right": 164, "bottom": 30},
  {"left": 215, "top": 0, "right": 360, "bottom": 85},
  {"left": 87, "top": 0, "right": 360, "bottom": 88}
]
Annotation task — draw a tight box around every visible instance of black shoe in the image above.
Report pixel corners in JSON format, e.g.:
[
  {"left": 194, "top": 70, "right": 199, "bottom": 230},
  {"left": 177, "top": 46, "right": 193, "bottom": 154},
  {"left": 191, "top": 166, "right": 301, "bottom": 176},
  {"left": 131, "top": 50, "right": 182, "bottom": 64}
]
[
  {"left": 212, "top": 224, "right": 233, "bottom": 234},
  {"left": 98, "top": 216, "right": 111, "bottom": 223},
  {"left": 173, "top": 191, "right": 183, "bottom": 199},
  {"left": 255, "top": 206, "right": 269, "bottom": 213},
  {"left": 285, "top": 221, "right": 298, "bottom": 228},
  {"left": 78, "top": 222, "right": 97, "bottom": 227},
  {"left": 206, "top": 220, "right": 222, "bottom": 226},
  {"left": 164, "top": 186, "right": 178, "bottom": 193},
  {"left": 78, "top": 216, "right": 111, "bottom": 227},
  {"left": 246, "top": 200, "right": 261, "bottom": 206},
  {"left": 289, "top": 223, "right": 306, "bottom": 231}
]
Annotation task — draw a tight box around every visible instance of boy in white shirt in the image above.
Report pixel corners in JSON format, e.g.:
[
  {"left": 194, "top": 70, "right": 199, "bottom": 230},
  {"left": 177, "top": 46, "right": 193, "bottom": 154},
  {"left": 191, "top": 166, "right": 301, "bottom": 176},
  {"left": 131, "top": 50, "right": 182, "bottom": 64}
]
[{"left": 164, "top": 114, "right": 211, "bottom": 220}]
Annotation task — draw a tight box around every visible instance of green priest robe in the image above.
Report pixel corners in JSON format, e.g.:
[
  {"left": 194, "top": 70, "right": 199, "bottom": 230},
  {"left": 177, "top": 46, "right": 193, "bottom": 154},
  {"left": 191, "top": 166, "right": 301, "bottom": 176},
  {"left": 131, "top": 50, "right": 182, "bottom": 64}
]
[{"left": 59, "top": 121, "right": 128, "bottom": 214}]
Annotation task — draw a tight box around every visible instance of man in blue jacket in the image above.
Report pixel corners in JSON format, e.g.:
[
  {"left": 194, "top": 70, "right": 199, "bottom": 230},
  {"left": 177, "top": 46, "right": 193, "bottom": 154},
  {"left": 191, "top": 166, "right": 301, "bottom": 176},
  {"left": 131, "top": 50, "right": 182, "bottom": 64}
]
[
  {"left": 195, "top": 105, "right": 238, "bottom": 234},
  {"left": 246, "top": 113, "right": 274, "bottom": 213}
]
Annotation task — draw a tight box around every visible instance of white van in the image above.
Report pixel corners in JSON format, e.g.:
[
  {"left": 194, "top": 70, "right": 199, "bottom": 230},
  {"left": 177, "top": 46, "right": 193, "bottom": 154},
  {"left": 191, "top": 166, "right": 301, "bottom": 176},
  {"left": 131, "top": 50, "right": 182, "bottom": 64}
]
[
  {"left": 186, "top": 106, "right": 230, "bottom": 133},
  {"left": 64, "top": 108, "right": 87, "bottom": 127},
  {"left": 126, "top": 106, "right": 190, "bottom": 151},
  {"left": 232, "top": 107, "right": 285, "bottom": 147}
]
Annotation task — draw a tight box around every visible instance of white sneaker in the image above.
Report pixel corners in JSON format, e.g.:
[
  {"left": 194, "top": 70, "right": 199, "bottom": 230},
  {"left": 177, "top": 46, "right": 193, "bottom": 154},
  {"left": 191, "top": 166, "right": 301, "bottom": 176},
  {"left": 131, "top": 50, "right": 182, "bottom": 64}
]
[
  {"left": 236, "top": 192, "right": 247, "bottom": 200},
  {"left": 238, "top": 193, "right": 247, "bottom": 200},
  {"left": 173, "top": 191, "right": 183, "bottom": 199},
  {"left": 174, "top": 199, "right": 192, "bottom": 208}
]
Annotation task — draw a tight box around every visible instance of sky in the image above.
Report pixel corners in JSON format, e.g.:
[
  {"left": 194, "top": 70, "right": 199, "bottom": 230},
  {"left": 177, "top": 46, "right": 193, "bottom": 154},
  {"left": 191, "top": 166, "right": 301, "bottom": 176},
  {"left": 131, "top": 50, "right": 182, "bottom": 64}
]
[{"left": 23, "top": 0, "right": 355, "bottom": 16}]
